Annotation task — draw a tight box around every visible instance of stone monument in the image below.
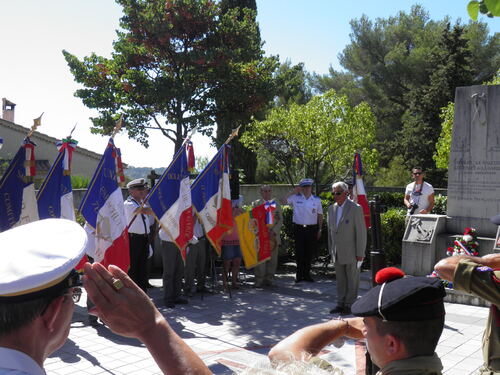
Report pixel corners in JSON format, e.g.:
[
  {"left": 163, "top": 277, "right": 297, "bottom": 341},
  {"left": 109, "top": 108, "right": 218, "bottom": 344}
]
[{"left": 447, "top": 84, "right": 500, "bottom": 238}]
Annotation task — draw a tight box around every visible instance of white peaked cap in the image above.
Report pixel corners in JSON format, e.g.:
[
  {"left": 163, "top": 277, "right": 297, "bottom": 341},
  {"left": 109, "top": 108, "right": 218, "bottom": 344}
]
[{"left": 0, "top": 219, "right": 87, "bottom": 297}]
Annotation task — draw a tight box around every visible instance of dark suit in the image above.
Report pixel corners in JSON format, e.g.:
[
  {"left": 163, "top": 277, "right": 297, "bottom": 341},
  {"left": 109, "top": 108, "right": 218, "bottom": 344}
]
[{"left": 327, "top": 199, "right": 367, "bottom": 307}]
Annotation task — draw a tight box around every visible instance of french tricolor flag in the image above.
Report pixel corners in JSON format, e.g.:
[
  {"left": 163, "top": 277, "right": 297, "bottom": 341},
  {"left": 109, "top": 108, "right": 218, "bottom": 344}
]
[
  {"left": 37, "top": 139, "right": 77, "bottom": 221},
  {"left": 353, "top": 152, "right": 371, "bottom": 228},
  {"left": 191, "top": 145, "right": 232, "bottom": 255},
  {"left": 79, "top": 138, "right": 129, "bottom": 270},
  {"left": 147, "top": 143, "right": 193, "bottom": 257},
  {"left": 0, "top": 138, "right": 39, "bottom": 231}
]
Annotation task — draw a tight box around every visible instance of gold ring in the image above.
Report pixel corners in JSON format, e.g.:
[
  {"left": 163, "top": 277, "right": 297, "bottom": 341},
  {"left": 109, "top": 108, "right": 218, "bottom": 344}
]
[{"left": 112, "top": 278, "right": 124, "bottom": 291}]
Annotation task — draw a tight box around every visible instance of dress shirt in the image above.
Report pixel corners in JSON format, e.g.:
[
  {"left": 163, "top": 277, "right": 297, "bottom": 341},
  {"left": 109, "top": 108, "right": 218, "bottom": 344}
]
[
  {"left": 336, "top": 202, "right": 344, "bottom": 227},
  {"left": 0, "top": 347, "right": 45, "bottom": 375},
  {"left": 287, "top": 194, "right": 323, "bottom": 225},
  {"left": 124, "top": 197, "right": 150, "bottom": 235}
]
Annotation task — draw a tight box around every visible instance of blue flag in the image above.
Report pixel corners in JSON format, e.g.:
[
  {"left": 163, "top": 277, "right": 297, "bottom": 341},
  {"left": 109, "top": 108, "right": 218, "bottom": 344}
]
[
  {"left": 0, "top": 139, "right": 39, "bottom": 231},
  {"left": 147, "top": 144, "right": 193, "bottom": 254},
  {"left": 37, "top": 140, "right": 77, "bottom": 220}
]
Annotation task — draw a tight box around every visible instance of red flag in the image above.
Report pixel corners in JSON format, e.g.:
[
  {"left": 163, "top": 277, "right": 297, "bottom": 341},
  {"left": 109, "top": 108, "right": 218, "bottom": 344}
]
[{"left": 353, "top": 153, "right": 371, "bottom": 228}]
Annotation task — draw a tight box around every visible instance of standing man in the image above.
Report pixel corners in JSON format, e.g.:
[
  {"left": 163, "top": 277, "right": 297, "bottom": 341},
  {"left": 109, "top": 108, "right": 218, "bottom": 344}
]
[
  {"left": 253, "top": 185, "right": 283, "bottom": 288},
  {"left": 434, "top": 253, "right": 500, "bottom": 374},
  {"left": 184, "top": 217, "right": 208, "bottom": 296},
  {"left": 159, "top": 227, "right": 188, "bottom": 308},
  {"left": 328, "top": 181, "right": 367, "bottom": 315},
  {"left": 124, "top": 178, "right": 153, "bottom": 292},
  {"left": 284, "top": 178, "right": 323, "bottom": 283},
  {"left": 404, "top": 166, "right": 435, "bottom": 216}
]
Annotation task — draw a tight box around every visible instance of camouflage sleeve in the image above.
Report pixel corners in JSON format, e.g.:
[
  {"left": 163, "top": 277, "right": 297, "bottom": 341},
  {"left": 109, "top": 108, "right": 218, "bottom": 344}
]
[{"left": 453, "top": 259, "right": 500, "bottom": 306}]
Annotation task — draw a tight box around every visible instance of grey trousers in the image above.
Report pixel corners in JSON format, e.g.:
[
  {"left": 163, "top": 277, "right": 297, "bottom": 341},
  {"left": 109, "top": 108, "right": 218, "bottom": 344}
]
[
  {"left": 335, "top": 263, "right": 360, "bottom": 307},
  {"left": 184, "top": 237, "right": 207, "bottom": 292},
  {"left": 254, "top": 249, "right": 278, "bottom": 285},
  {"left": 161, "top": 240, "right": 184, "bottom": 302}
]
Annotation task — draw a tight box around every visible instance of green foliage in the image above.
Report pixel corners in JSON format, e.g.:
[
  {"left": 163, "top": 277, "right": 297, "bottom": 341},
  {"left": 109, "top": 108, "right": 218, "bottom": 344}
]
[
  {"left": 373, "top": 155, "right": 410, "bottom": 187},
  {"left": 399, "top": 23, "right": 473, "bottom": 185},
  {"left": 71, "top": 175, "right": 91, "bottom": 189},
  {"left": 367, "top": 192, "right": 406, "bottom": 209},
  {"left": 434, "top": 102, "right": 454, "bottom": 169},
  {"left": 380, "top": 208, "right": 407, "bottom": 265},
  {"left": 64, "top": 0, "right": 276, "bottom": 161},
  {"left": 241, "top": 90, "right": 379, "bottom": 188},
  {"left": 433, "top": 194, "right": 447, "bottom": 215},
  {"left": 311, "top": 6, "right": 498, "bottom": 174},
  {"left": 274, "top": 60, "right": 312, "bottom": 107},
  {"left": 468, "top": 0, "right": 500, "bottom": 20}
]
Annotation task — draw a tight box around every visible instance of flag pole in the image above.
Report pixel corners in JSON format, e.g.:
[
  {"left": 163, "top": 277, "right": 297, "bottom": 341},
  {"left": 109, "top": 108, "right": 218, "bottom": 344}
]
[
  {"left": 27, "top": 113, "right": 44, "bottom": 138},
  {"left": 224, "top": 125, "right": 242, "bottom": 145},
  {"left": 126, "top": 125, "right": 199, "bottom": 230},
  {"left": 111, "top": 115, "right": 124, "bottom": 139}
]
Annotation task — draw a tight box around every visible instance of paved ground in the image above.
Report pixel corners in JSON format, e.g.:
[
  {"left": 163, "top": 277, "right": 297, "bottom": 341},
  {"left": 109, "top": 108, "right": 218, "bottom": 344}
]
[{"left": 45, "top": 271, "right": 489, "bottom": 375}]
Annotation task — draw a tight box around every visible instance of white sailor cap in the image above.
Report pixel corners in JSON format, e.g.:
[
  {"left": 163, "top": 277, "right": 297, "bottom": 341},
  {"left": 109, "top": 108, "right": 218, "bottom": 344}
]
[
  {"left": 0, "top": 219, "right": 87, "bottom": 302},
  {"left": 299, "top": 178, "right": 314, "bottom": 186},
  {"left": 127, "top": 178, "right": 148, "bottom": 189}
]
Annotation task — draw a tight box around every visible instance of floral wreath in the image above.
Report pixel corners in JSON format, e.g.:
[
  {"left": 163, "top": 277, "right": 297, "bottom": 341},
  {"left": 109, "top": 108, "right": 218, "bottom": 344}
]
[
  {"left": 429, "top": 227, "right": 480, "bottom": 289},
  {"left": 447, "top": 227, "right": 479, "bottom": 257}
]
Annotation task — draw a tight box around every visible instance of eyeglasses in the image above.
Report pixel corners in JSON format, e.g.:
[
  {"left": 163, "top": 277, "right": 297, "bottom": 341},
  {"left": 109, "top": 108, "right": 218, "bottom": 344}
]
[
  {"left": 66, "top": 287, "right": 82, "bottom": 303},
  {"left": 413, "top": 172, "right": 422, "bottom": 175},
  {"left": 333, "top": 192, "right": 344, "bottom": 196}
]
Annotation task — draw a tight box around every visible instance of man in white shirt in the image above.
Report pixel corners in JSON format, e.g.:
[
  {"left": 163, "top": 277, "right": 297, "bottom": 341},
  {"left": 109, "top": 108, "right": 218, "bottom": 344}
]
[
  {"left": 404, "top": 166, "right": 435, "bottom": 216},
  {"left": 124, "top": 178, "right": 153, "bottom": 292},
  {"left": 284, "top": 178, "right": 323, "bottom": 283}
]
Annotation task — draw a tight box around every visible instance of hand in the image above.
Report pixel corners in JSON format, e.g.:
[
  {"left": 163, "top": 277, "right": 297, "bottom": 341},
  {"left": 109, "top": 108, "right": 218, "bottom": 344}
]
[
  {"left": 419, "top": 209, "right": 428, "bottom": 214},
  {"left": 83, "top": 262, "right": 161, "bottom": 340},
  {"left": 356, "top": 256, "right": 364, "bottom": 261}
]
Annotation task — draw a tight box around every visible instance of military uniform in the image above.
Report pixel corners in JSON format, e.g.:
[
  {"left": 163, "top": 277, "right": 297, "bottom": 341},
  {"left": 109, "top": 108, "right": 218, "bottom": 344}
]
[
  {"left": 375, "top": 354, "right": 443, "bottom": 375},
  {"left": 453, "top": 259, "right": 500, "bottom": 374},
  {"left": 252, "top": 198, "right": 283, "bottom": 287}
]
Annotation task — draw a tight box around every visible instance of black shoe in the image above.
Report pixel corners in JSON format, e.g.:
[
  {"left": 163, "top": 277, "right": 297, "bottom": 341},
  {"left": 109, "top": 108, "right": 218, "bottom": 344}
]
[
  {"left": 329, "top": 306, "right": 345, "bottom": 314},
  {"left": 304, "top": 276, "right": 315, "bottom": 282},
  {"left": 341, "top": 306, "right": 351, "bottom": 315},
  {"left": 294, "top": 278, "right": 303, "bottom": 283},
  {"left": 196, "top": 286, "right": 210, "bottom": 293},
  {"left": 174, "top": 298, "right": 189, "bottom": 304},
  {"left": 164, "top": 301, "right": 175, "bottom": 308},
  {"left": 88, "top": 316, "right": 99, "bottom": 327}
]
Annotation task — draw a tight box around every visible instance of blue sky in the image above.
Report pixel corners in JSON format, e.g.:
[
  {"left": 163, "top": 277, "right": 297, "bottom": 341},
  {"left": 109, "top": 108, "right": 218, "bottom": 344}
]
[{"left": 0, "top": 1, "right": 498, "bottom": 168}]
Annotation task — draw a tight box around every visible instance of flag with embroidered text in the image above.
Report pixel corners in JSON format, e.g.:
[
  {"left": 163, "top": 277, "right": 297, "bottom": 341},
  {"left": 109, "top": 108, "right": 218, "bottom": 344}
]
[
  {"left": 79, "top": 138, "right": 129, "bottom": 270},
  {"left": 191, "top": 145, "right": 232, "bottom": 255},
  {"left": 0, "top": 138, "right": 39, "bottom": 231}
]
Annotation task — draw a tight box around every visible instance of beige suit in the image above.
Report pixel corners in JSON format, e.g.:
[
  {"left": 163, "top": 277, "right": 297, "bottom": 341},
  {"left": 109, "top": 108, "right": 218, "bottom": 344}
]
[
  {"left": 252, "top": 198, "right": 283, "bottom": 286},
  {"left": 327, "top": 199, "right": 367, "bottom": 307}
]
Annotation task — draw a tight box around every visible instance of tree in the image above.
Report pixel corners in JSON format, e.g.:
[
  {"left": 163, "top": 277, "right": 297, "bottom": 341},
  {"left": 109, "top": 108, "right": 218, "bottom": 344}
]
[
  {"left": 240, "top": 90, "right": 378, "bottom": 189},
  {"left": 273, "top": 60, "right": 312, "bottom": 107},
  {"left": 311, "top": 6, "right": 499, "bottom": 171},
  {"left": 211, "top": 0, "right": 278, "bottom": 183},
  {"left": 467, "top": 0, "right": 500, "bottom": 20},
  {"left": 64, "top": 0, "right": 275, "bottom": 158},
  {"left": 398, "top": 23, "right": 474, "bottom": 186}
]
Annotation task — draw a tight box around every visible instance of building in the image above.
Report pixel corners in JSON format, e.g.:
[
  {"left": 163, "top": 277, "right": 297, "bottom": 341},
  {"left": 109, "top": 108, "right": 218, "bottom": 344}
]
[{"left": 0, "top": 98, "right": 102, "bottom": 182}]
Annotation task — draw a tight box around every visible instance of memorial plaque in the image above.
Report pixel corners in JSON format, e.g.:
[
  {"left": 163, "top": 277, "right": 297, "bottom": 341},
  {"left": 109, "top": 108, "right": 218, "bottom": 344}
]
[
  {"left": 494, "top": 226, "right": 500, "bottom": 252},
  {"left": 447, "top": 85, "right": 500, "bottom": 237},
  {"left": 403, "top": 216, "right": 438, "bottom": 243}
]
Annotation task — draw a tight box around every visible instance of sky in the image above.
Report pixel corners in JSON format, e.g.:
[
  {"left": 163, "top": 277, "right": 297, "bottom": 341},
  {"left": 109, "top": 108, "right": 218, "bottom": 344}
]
[{"left": 1, "top": 1, "right": 498, "bottom": 168}]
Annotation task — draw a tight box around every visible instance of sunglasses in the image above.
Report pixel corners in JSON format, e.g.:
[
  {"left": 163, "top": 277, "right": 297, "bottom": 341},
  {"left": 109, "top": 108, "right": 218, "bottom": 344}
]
[
  {"left": 66, "top": 287, "right": 82, "bottom": 303},
  {"left": 413, "top": 172, "right": 422, "bottom": 175},
  {"left": 333, "top": 192, "right": 344, "bottom": 196}
]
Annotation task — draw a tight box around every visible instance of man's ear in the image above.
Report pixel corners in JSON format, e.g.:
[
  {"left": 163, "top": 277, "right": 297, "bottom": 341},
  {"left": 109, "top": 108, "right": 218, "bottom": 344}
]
[
  {"left": 40, "top": 296, "right": 65, "bottom": 332},
  {"left": 385, "top": 334, "right": 403, "bottom": 356}
]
